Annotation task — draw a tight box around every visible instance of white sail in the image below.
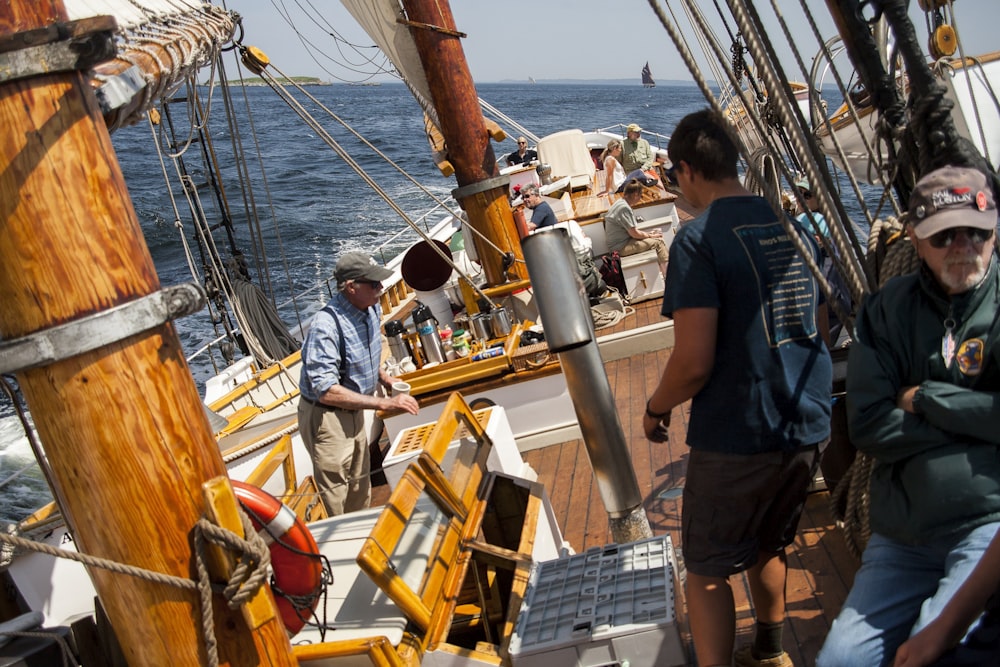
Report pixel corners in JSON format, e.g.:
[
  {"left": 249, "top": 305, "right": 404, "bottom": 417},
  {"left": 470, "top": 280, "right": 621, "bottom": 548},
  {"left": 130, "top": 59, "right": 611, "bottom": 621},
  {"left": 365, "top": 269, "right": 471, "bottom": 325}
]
[{"left": 338, "top": 0, "right": 443, "bottom": 133}]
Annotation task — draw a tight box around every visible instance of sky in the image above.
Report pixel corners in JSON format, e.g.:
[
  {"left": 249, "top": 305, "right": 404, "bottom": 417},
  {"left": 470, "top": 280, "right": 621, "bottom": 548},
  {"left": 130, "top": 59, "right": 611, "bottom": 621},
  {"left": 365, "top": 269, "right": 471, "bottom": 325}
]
[{"left": 227, "top": 0, "right": 998, "bottom": 85}]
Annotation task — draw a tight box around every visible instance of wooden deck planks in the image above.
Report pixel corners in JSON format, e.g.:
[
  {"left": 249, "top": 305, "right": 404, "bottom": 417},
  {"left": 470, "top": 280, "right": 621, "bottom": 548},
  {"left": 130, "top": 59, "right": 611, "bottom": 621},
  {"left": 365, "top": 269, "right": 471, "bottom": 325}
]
[
  {"left": 369, "top": 295, "right": 856, "bottom": 666},
  {"left": 519, "top": 334, "right": 857, "bottom": 666}
]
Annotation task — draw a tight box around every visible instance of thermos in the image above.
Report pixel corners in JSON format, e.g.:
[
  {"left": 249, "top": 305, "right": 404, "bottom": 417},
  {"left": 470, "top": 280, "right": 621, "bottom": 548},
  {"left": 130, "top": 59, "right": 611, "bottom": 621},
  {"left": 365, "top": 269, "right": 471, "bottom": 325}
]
[
  {"left": 384, "top": 319, "right": 412, "bottom": 363},
  {"left": 412, "top": 301, "right": 446, "bottom": 365}
]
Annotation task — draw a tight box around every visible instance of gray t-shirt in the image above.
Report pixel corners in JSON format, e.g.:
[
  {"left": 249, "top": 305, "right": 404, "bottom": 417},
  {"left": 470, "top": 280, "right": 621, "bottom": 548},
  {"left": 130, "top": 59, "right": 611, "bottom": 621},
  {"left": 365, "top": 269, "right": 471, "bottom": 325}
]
[{"left": 604, "top": 198, "right": 638, "bottom": 252}]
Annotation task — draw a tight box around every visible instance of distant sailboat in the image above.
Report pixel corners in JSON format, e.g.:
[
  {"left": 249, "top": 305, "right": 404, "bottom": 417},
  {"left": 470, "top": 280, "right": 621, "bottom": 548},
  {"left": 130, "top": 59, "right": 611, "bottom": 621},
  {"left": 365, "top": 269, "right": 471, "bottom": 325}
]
[
  {"left": 642, "top": 62, "right": 655, "bottom": 88},
  {"left": 528, "top": 76, "right": 536, "bottom": 84}
]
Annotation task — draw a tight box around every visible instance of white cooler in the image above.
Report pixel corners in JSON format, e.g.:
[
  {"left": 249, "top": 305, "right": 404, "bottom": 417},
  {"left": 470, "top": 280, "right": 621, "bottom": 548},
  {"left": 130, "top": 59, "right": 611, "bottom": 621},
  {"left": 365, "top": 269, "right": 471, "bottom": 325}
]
[{"left": 509, "top": 535, "right": 688, "bottom": 667}]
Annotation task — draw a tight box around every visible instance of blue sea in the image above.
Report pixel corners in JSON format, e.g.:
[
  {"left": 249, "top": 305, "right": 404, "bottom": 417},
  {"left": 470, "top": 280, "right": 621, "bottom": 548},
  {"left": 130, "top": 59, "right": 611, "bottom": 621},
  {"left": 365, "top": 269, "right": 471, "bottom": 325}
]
[{"left": 0, "top": 82, "right": 711, "bottom": 523}]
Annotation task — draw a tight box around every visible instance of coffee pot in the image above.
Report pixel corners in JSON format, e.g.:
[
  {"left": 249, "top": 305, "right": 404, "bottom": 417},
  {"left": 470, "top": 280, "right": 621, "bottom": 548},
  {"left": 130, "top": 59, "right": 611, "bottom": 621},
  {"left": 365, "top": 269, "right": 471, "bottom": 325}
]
[
  {"left": 384, "top": 319, "right": 412, "bottom": 364},
  {"left": 471, "top": 312, "right": 492, "bottom": 344},
  {"left": 412, "top": 301, "right": 446, "bottom": 365}
]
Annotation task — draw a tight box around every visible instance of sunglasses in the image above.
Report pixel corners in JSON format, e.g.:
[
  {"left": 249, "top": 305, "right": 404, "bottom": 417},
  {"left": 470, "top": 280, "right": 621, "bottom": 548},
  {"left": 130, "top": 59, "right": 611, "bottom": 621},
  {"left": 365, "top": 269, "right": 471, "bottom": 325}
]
[
  {"left": 356, "top": 280, "right": 383, "bottom": 290},
  {"left": 798, "top": 189, "right": 813, "bottom": 199},
  {"left": 926, "top": 226, "right": 994, "bottom": 249},
  {"left": 518, "top": 141, "right": 527, "bottom": 145}
]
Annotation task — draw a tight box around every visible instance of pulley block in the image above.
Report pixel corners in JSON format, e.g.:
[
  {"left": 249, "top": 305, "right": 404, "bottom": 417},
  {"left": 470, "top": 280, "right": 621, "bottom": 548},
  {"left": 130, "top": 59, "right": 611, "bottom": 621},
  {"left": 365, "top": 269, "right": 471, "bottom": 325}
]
[{"left": 929, "top": 24, "right": 957, "bottom": 59}]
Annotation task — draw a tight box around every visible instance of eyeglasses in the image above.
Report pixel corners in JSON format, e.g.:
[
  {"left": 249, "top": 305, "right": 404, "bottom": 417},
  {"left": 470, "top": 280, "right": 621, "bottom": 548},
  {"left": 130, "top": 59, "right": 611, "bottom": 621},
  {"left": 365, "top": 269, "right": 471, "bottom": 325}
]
[
  {"left": 518, "top": 141, "right": 527, "bottom": 146},
  {"left": 798, "top": 189, "right": 813, "bottom": 199},
  {"left": 356, "top": 280, "right": 383, "bottom": 290},
  {"left": 926, "top": 226, "right": 994, "bottom": 249}
]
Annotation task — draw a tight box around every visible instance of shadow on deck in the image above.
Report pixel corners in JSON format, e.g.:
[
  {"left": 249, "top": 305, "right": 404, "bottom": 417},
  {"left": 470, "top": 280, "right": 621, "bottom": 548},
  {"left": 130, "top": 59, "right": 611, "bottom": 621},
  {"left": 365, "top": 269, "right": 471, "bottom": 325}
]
[
  {"left": 371, "top": 298, "right": 858, "bottom": 666},
  {"left": 520, "top": 298, "right": 858, "bottom": 666}
]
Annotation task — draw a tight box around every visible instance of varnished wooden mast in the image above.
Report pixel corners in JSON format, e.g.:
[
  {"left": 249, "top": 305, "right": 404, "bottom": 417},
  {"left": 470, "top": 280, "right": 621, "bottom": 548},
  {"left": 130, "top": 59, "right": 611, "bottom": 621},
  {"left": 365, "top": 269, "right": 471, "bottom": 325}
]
[
  {"left": 399, "top": 0, "right": 529, "bottom": 286},
  {"left": 0, "top": 3, "right": 296, "bottom": 665}
]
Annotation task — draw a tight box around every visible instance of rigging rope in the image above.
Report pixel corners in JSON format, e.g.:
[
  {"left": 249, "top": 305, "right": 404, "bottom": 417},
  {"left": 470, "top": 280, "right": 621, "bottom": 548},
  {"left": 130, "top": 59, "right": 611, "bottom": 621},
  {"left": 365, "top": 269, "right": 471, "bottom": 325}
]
[
  {"left": 650, "top": 0, "right": 863, "bottom": 333},
  {"left": 242, "top": 55, "right": 505, "bottom": 306}
]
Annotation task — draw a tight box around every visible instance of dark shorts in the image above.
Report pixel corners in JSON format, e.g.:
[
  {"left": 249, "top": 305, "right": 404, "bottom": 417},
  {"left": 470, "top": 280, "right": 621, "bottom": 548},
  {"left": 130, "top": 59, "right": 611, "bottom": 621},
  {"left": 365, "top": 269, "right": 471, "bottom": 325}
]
[{"left": 681, "top": 441, "right": 826, "bottom": 578}]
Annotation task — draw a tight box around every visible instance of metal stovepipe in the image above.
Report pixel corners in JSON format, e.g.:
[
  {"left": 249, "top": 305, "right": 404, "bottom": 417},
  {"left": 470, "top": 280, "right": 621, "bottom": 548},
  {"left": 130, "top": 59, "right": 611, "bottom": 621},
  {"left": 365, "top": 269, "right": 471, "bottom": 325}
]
[{"left": 521, "top": 229, "right": 652, "bottom": 542}]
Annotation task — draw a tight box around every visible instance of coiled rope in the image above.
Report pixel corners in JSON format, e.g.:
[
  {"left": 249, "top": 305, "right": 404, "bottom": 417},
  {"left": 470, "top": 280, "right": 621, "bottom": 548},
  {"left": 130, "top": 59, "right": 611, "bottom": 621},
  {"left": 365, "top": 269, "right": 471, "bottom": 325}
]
[
  {"left": 0, "top": 510, "right": 271, "bottom": 667},
  {"left": 592, "top": 302, "right": 635, "bottom": 331}
]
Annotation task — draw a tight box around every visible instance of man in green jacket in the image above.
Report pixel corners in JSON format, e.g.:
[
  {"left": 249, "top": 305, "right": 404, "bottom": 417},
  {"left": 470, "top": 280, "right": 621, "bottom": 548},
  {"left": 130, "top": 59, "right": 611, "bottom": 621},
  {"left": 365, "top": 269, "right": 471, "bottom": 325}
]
[
  {"left": 622, "top": 123, "right": 655, "bottom": 174},
  {"left": 818, "top": 165, "right": 1000, "bottom": 666}
]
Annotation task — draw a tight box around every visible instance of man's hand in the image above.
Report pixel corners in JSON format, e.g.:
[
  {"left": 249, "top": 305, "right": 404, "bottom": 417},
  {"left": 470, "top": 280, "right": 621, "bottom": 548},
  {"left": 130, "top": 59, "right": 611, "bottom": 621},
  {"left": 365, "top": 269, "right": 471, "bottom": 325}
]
[
  {"left": 387, "top": 394, "right": 419, "bottom": 415},
  {"left": 643, "top": 412, "right": 670, "bottom": 442},
  {"left": 893, "top": 619, "right": 953, "bottom": 667},
  {"left": 897, "top": 386, "right": 919, "bottom": 413}
]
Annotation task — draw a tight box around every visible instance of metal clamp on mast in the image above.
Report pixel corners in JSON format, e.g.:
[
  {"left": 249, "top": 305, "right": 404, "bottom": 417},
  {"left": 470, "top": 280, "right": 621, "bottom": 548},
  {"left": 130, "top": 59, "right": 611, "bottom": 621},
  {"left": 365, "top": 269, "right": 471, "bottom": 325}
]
[{"left": 0, "top": 283, "right": 205, "bottom": 374}]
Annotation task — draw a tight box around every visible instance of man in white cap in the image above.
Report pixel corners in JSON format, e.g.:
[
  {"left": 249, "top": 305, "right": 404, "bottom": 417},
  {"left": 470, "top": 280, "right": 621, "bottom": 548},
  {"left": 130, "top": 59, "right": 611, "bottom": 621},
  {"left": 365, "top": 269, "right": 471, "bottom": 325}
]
[
  {"left": 818, "top": 165, "right": 1000, "bottom": 666},
  {"left": 298, "top": 251, "right": 419, "bottom": 515},
  {"left": 622, "top": 122, "right": 655, "bottom": 175}
]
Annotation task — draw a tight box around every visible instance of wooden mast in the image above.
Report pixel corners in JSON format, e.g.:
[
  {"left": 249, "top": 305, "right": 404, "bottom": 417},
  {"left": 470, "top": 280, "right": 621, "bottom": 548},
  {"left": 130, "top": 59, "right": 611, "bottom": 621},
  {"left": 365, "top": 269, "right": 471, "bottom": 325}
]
[
  {"left": 399, "top": 0, "right": 529, "bottom": 287},
  {"left": 0, "top": 3, "right": 296, "bottom": 665}
]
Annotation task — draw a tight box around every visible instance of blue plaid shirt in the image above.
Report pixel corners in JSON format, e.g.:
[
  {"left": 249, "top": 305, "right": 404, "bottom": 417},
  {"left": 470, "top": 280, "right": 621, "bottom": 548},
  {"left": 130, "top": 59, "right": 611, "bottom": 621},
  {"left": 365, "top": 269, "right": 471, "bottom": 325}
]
[{"left": 299, "top": 292, "right": 383, "bottom": 402}]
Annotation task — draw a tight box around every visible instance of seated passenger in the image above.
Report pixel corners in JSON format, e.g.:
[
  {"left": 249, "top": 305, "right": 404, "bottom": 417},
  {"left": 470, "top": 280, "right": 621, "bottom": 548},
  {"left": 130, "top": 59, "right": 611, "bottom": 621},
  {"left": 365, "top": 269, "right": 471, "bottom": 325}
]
[
  {"left": 603, "top": 179, "right": 667, "bottom": 277},
  {"left": 531, "top": 219, "right": 607, "bottom": 301},
  {"left": 894, "top": 527, "right": 1000, "bottom": 666},
  {"left": 600, "top": 139, "right": 627, "bottom": 194},
  {"left": 793, "top": 177, "right": 831, "bottom": 241},
  {"left": 522, "top": 184, "right": 557, "bottom": 230},
  {"left": 506, "top": 136, "right": 537, "bottom": 166},
  {"left": 817, "top": 166, "right": 1000, "bottom": 667},
  {"left": 622, "top": 123, "right": 660, "bottom": 185}
]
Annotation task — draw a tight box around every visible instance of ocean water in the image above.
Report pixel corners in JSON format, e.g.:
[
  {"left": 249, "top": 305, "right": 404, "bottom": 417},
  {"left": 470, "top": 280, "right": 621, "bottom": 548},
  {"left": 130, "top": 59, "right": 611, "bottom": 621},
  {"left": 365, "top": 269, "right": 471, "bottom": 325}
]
[{"left": 0, "top": 82, "right": 710, "bottom": 524}]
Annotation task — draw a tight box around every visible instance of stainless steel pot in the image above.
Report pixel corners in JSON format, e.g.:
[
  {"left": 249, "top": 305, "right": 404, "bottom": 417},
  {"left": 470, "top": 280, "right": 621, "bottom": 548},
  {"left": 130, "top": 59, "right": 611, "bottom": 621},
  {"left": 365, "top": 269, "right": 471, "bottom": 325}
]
[
  {"left": 471, "top": 312, "right": 492, "bottom": 342},
  {"left": 490, "top": 306, "right": 512, "bottom": 338}
]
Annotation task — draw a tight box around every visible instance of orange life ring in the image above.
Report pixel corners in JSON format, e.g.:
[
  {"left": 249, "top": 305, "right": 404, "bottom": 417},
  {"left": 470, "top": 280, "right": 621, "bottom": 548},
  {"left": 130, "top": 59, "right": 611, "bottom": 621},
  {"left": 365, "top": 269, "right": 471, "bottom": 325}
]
[{"left": 231, "top": 480, "right": 324, "bottom": 635}]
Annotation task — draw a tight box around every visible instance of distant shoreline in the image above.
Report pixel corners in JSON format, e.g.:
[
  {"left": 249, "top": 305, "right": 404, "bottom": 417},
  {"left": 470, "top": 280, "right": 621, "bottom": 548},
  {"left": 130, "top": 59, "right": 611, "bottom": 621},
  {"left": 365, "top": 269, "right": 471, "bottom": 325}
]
[
  {"left": 212, "top": 77, "right": 706, "bottom": 87},
  {"left": 213, "top": 76, "right": 332, "bottom": 87}
]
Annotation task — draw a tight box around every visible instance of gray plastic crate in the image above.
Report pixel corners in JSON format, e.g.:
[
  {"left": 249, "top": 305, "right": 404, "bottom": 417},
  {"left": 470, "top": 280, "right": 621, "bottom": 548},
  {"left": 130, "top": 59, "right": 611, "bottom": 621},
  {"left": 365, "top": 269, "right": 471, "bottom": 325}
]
[{"left": 509, "top": 535, "right": 686, "bottom": 667}]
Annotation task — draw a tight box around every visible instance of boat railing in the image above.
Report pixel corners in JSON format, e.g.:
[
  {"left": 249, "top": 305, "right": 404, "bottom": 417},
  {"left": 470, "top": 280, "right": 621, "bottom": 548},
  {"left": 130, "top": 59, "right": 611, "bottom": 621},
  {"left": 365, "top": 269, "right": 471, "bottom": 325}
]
[
  {"left": 370, "top": 202, "right": 454, "bottom": 265},
  {"left": 595, "top": 124, "right": 671, "bottom": 152},
  {"left": 185, "top": 203, "right": 459, "bottom": 387}
]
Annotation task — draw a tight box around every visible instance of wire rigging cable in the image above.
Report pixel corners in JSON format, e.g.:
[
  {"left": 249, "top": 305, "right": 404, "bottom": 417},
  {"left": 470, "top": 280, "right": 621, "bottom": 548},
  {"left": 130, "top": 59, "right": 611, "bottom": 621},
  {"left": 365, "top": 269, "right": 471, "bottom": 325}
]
[{"left": 238, "top": 52, "right": 510, "bottom": 307}]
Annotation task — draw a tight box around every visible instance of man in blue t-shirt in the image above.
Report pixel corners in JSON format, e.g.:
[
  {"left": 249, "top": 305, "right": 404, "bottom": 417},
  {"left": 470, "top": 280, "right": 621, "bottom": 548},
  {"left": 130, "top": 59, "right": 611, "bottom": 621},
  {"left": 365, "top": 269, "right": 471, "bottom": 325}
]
[
  {"left": 522, "top": 184, "right": 557, "bottom": 230},
  {"left": 642, "top": 110, "right": 832, "bottom": 667}
]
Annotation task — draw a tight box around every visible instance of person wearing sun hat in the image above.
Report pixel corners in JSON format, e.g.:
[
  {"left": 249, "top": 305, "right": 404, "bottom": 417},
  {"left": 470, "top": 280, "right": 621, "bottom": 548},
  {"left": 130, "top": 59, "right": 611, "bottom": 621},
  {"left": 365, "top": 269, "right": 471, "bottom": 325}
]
[
  {"left": 622, "top": 122, "right": 656, "bottom": 174},
  {"left": 818, "top": 165, "right": 1000, "bottom": 666},
  {"left": 298, "top": 251, "right": 419, "bottom": 516},
  {"left": 793, "top": 176, "right": 831, "bottom": 240}
]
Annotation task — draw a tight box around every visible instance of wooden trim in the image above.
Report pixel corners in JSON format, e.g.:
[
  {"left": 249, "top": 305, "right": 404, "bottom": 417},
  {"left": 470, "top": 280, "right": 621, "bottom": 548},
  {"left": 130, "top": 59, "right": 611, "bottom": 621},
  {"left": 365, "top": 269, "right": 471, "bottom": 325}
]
[
  {"left": 292, "top": 634, "right": 406, "bottom": 665},
  {"left": 207, "top": 350, "right": 301, "bottom": 411},
  {"left": 201, "top": 476, "right": 280, "bottom": 630},
  {"left": 242, "top": 434, "right": 298, "bottom": 498}
]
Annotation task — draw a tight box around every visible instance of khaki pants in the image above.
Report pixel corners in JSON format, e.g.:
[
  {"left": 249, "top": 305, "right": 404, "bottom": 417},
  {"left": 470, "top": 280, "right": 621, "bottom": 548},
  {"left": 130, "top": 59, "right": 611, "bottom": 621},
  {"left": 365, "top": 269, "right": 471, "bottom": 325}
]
[
  {"left": 620, "top": 236, "right": 668, "bottom": 265},
  {"left": 298, "top": 400, "right": 370, "bottom": 515}
]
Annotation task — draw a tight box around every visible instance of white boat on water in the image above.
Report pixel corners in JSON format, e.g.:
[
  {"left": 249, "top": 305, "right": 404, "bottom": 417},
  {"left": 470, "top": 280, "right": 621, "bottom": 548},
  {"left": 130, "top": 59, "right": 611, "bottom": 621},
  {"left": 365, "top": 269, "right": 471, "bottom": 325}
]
[
  {"left": 812, "top": 29, "right": 1000, "bottom": 185},
  {"left": 1, "top": 0, "right": 997, "bottom": 665}
]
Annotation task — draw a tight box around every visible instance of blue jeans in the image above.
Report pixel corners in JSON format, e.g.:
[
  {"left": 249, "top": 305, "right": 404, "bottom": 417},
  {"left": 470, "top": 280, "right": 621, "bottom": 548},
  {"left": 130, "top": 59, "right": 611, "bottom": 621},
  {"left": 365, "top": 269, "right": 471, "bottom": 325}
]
[{"left": 817, "top": 522, "right": 1000, "bottom": 667}]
